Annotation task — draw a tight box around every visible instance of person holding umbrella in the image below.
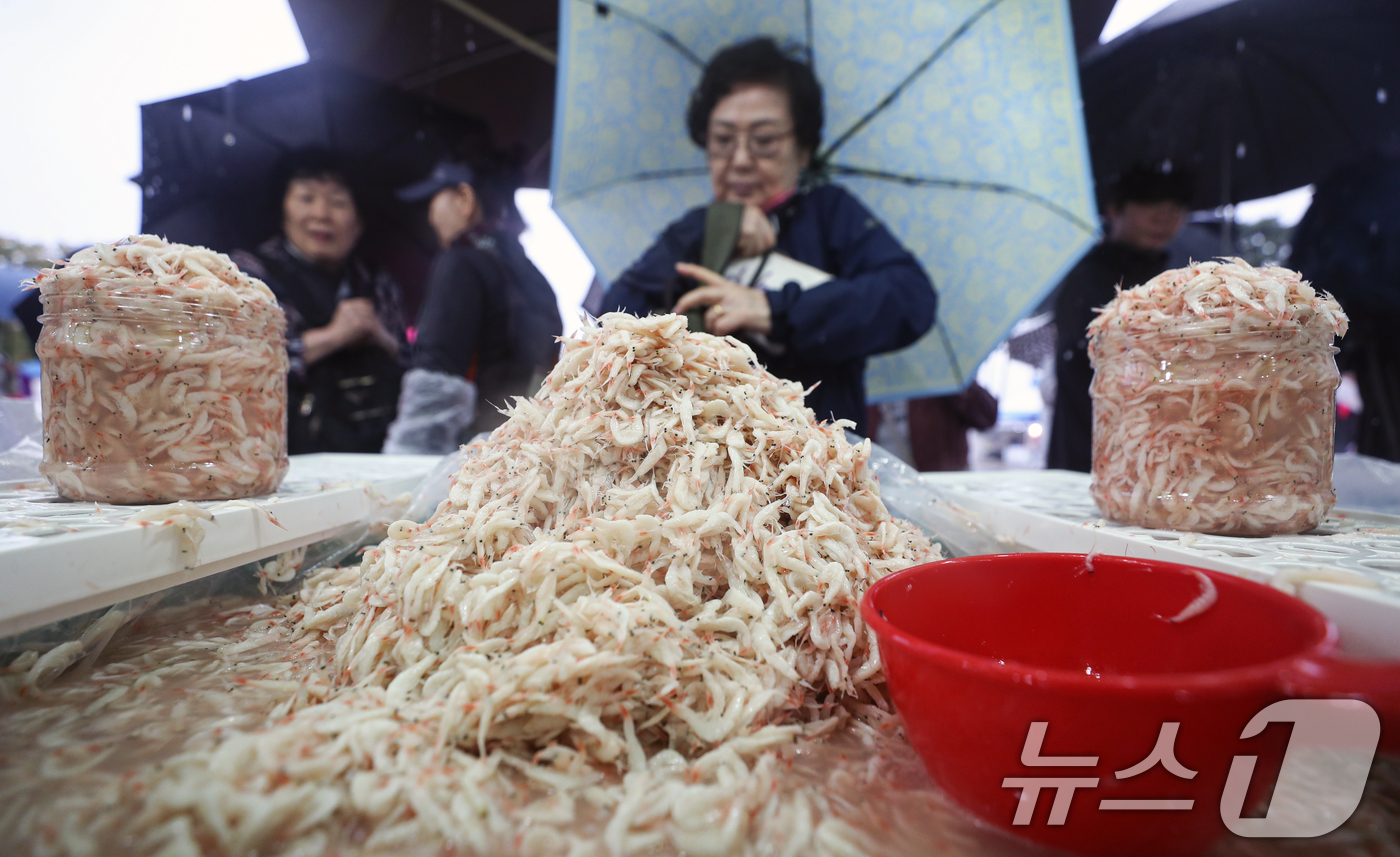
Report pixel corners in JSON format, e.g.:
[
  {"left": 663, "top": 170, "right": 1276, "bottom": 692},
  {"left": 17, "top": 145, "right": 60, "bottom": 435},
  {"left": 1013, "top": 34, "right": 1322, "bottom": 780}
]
[
  {"left": 382, "top": 160, "right": 562, "bottom": 455},
  {"left": 1046, "top": 163, "right": 1195, "bottom": 472},
  {"left": 599, "top": 37, "right": 937, "bottom": 436},
  {"left": 233, "top": 150, "right": 408, "bottom": 455},
  {"left": 1291, "top": 152, "right": 1400, "bottom": 462}
]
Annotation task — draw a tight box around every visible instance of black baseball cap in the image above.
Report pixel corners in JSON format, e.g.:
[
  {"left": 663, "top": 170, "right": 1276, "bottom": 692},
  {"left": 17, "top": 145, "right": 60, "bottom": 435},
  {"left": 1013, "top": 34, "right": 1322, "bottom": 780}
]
[{"left": 397, "top": 161, "right": 476, "bottom": 202}]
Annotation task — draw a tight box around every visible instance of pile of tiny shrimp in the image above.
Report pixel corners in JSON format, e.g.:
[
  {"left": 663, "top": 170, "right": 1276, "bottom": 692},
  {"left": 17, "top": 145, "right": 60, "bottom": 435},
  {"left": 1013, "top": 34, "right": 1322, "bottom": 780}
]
[
  {"left": 3, "top": 313, "right": 938, "bottom": 856},
  {"left": 1088, "top": 259, "right": 1349, "bottom": 535},
  {"left": 29, "top": 235, "right": 288, "bottom": 503},
  {"left": 327, "top": 311, "right": 936, "bottom": 759}
]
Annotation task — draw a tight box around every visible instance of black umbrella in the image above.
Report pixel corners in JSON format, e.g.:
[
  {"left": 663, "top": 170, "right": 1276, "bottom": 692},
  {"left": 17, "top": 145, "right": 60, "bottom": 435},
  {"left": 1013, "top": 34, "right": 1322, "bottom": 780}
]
[
  {"left": 135, "top": 60, "right": 495, "bottom": 308},
  {"left": 1290, "top": 153, "right": 1400, "bottom": 460},
  {"left": 287, "top": 0, "right": 559, "bottom": 184},
  {"left": 1080, "top": 0, "right": 1400, "bottom": 211},
  {"left": 1292, "top": 153, "right": 1400, "bottom": 316}
]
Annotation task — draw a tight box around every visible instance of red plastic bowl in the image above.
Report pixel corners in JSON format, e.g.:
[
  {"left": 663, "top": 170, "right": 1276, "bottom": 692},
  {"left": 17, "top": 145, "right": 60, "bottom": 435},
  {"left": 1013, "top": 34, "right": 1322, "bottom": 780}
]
[{"left": 862, "top": 553, "right": 1400, "bottom": 857}]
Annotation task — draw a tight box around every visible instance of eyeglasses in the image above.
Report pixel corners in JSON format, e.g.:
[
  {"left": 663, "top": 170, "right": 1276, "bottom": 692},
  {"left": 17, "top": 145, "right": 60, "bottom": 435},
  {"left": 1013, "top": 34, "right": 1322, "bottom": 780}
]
[{"left": 706, "top": 127, "right": 795, "bottom": 161}]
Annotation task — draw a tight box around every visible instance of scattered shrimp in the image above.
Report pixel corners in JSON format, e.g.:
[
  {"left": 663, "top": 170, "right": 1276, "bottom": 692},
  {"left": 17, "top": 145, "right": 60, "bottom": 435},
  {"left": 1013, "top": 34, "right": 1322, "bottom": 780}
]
[
  {"left": 1161, "top": 569, "right": 1218, "bottom": 623},
  {"left": 126, "top": 501, "right": 215, "bottom": 566}
]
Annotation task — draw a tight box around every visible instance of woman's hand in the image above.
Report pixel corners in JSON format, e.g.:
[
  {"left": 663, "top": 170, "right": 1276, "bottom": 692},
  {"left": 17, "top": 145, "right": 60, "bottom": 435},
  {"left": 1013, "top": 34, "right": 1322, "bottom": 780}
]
[
  {"left": 673, "top": 262, "right": 772, "bottom": 336},
  {"left": 734, "top": 204, "right": 777, "bottom": 259},
  {"left": 338, "top": 298, "right": 400, "bottom": 357},
  {"left": 364, "top": 316, "right": 400, "bottom": 358},
  {"left": 303, "top": 298, "right": 396, "bottom": 364}
]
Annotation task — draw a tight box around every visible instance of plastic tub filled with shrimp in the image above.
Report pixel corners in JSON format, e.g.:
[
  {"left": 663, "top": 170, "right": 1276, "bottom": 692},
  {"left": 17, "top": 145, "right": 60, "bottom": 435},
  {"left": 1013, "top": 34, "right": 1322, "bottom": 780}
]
[
  {"left": 1088, "top": 259, "right": 1348, "bottom": 536},
  {"left": 30, "top": 235, "right": 289, "bottom": 504}
]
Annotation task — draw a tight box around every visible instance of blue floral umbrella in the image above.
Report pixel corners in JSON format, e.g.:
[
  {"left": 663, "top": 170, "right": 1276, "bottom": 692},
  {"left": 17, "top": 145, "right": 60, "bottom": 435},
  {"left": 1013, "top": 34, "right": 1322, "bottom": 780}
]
[{"left": 551, "top": 0, "right": 1098, "bottom": 398}]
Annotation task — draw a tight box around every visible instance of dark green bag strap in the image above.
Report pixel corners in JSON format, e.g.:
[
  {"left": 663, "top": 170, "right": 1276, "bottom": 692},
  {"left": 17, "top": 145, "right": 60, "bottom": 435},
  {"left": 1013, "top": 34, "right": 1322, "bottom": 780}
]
[
  {"left": 702, "top": 201, "right": 745, "bottom": 272},
  {"left": 685, "top": 201, "right": 745, "bottom": 333}
]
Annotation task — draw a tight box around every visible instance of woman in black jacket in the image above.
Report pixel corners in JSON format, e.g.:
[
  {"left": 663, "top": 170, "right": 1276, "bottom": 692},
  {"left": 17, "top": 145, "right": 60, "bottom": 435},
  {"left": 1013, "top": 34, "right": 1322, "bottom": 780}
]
[{"left": 234, "top": 151, "right": 407, "bottom": 454}]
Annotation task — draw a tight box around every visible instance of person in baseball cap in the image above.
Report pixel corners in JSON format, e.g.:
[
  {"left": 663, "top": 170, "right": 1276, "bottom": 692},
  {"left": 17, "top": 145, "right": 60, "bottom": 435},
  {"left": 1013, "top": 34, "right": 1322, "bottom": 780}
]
[
  {"left": 382, "top": 159, "right": 561, "bottom": 454},
  {"left": 1047, "top": 162, "right": 1197, "bottom": 472},
  {"left": 397, "top": 161, "right": 481, "bottom": 249}
]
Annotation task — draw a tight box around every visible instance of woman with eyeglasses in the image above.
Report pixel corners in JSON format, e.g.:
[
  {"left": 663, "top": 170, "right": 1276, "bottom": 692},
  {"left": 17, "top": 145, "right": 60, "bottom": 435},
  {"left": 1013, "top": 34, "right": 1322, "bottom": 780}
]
[{"left": 600, "top": 37, "right": 936, "bottom": 436}]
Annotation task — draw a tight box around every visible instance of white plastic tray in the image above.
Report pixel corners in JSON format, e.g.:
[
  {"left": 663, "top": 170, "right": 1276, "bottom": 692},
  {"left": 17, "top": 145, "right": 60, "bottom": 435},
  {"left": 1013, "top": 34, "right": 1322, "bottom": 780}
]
[
  {"left": 923, "top": 469, "right": 1400, "bottom": 659},
  {"left": 0, "top": 453, "right": 442, "bottom": 637}
]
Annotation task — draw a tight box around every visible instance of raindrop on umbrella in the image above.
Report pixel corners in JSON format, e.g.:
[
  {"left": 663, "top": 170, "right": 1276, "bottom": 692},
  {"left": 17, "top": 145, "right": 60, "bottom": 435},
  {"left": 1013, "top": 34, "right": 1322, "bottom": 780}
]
[
  {"left": 1380, "top": 88, "right": 1389, "bottom": 104},
  {"left": 1236, "top": 141, "right": 1247, "bottom": 159},
  {"left": 223, "top": 133, "right": 237, "bottom": 147},
  {"left": 181, "top": 104, "right": 192, "bottom": 122}
]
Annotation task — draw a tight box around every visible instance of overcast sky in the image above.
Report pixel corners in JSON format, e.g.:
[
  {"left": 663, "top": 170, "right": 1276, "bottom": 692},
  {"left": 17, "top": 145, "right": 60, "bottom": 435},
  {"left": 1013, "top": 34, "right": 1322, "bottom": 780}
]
[
  {"left": 0, "top": 0, "right": 307, "bottom": 248},
  {"left": 0, "top": 0, "right": 1309, "bottom": 253}
]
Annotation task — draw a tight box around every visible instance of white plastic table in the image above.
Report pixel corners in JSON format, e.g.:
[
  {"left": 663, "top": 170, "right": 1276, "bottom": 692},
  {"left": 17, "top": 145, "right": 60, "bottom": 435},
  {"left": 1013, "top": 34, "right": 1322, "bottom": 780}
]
[
  {"left": 924, "top": 469, "right": 1400, "bottom": 659},
  {"left": 0, "top": 453, "right": 442, "bottom": 637}
]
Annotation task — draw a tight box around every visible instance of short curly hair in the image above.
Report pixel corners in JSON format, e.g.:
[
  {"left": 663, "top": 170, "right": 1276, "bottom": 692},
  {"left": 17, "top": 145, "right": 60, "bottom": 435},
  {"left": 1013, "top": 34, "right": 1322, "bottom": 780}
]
[
  {"left": 685, "top": 37, "right": 824, "bottom": 156},
  {"left": 273, "top": 148, "right": 362, "bottom": 225},
  {"left": 1108, "top": 162, "right": 1197, "bottom": 208}
]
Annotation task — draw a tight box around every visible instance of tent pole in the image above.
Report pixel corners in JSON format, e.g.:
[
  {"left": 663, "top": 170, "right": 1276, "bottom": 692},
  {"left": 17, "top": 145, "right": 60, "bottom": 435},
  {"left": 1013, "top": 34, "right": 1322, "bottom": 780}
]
[{"left": 435, "top": 0, "right": 558, "bottom": 66}]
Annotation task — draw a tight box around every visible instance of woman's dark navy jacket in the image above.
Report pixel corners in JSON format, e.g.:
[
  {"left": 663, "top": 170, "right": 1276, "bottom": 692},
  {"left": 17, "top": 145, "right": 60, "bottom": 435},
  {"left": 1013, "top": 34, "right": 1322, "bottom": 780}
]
[{"left": 599, "top": 183, "right": 937, "bottom": 436}]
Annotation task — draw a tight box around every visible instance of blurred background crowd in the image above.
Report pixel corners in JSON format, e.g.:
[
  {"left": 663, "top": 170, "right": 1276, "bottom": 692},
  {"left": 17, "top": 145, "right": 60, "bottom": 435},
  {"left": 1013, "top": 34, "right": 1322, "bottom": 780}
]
[{"left": 3, "top": 0, "right": 1397, "bottom": 467}]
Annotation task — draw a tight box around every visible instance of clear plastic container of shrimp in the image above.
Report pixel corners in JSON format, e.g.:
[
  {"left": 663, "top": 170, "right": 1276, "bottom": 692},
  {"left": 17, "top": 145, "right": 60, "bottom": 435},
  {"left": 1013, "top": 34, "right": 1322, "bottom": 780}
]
[
  {"left": 1088, "top": 329, "right": 1340, "bottom": 536},
  {"left": 37, "top": 293, "right": 289, "bottom": 503}
]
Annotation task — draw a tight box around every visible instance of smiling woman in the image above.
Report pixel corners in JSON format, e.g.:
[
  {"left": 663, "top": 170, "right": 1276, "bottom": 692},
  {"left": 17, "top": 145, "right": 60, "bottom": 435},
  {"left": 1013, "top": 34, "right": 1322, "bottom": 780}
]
[
  {"left": 0, "top": 0, "right": 307, "bottom": 249},
  {"left": 282, "top": 177, "right": 363, "bottom": 270},
  {"left": 231, "top": 151, "right": 408, "bottom": 455}
]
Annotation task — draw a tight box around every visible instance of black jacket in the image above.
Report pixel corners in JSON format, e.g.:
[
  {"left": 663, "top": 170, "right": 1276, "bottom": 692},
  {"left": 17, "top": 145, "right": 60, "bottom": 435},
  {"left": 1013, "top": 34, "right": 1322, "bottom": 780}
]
[
  {"left": 412, "top": 230, "right": 559, "bottom": 434},
  {"left": 233, "top": 238, "right": 406, "bottom": 454},
  {"left": 1048, "top": 241, "right": 1170, "bottom": 472}
]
